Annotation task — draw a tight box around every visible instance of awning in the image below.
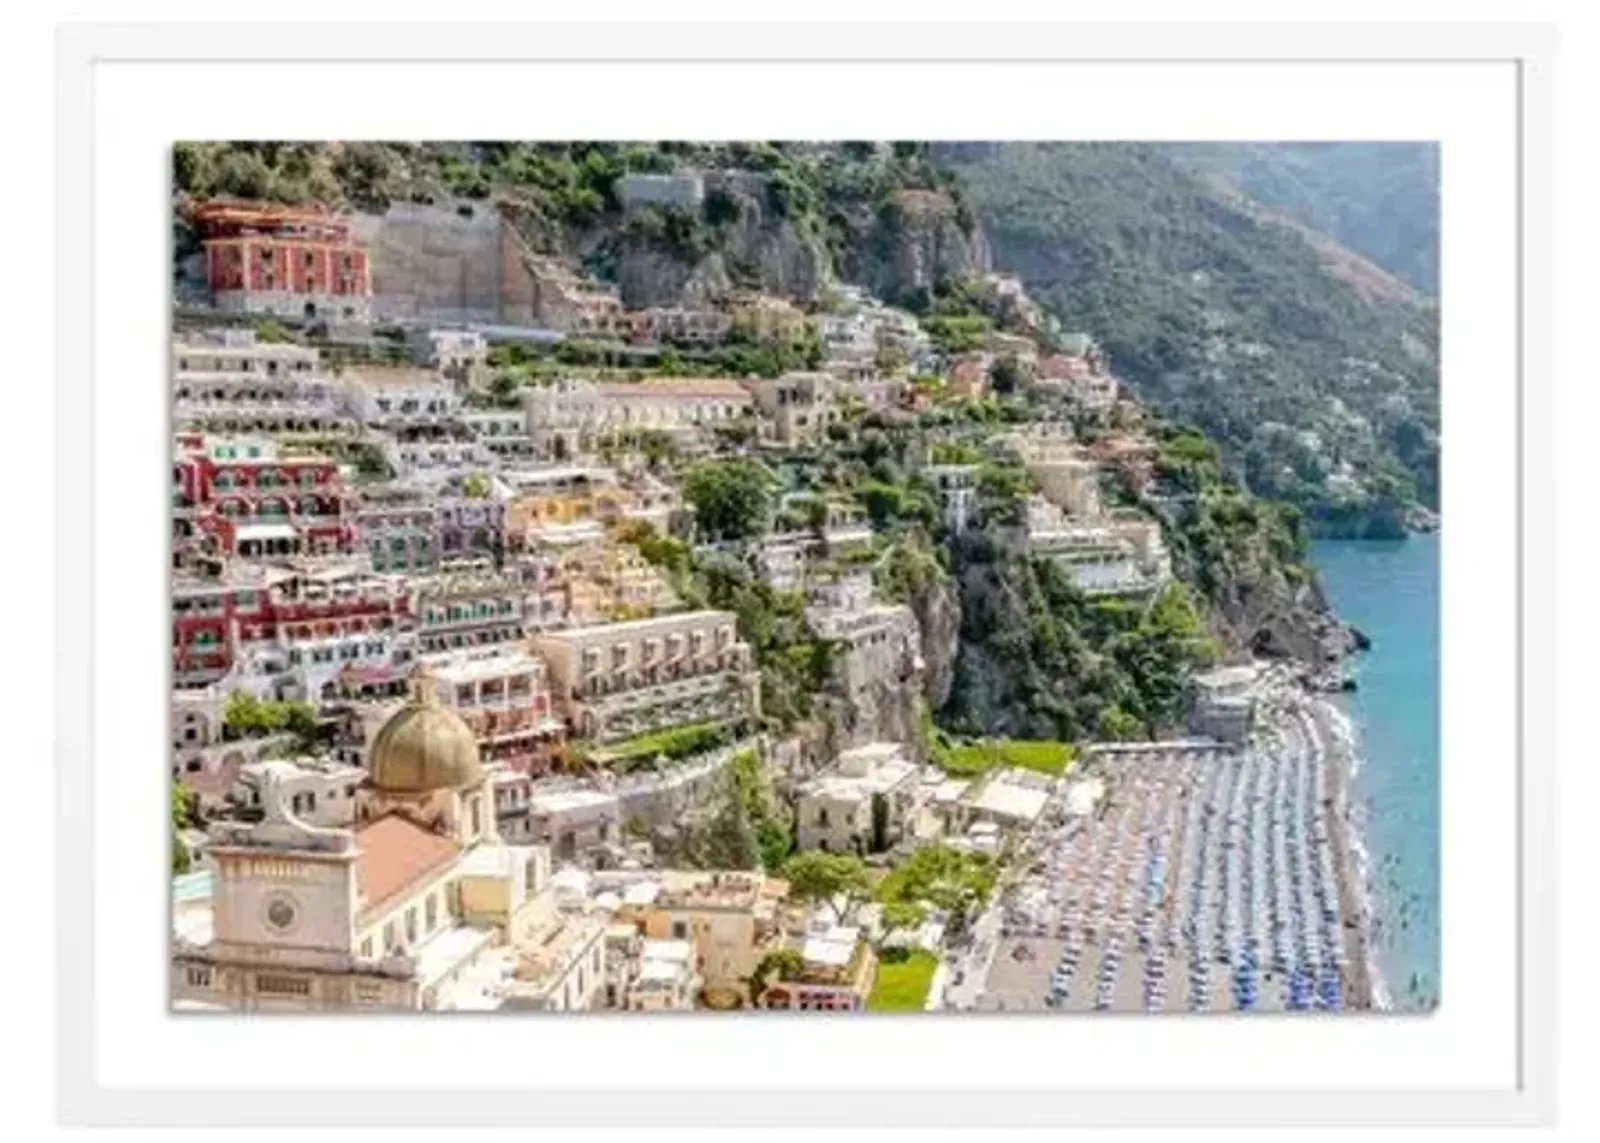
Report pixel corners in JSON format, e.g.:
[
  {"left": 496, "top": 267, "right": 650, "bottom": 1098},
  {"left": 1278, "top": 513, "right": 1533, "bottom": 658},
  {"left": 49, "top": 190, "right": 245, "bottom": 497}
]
[{"left": 235, "top": 523, "right": 298, "bottom": 543}]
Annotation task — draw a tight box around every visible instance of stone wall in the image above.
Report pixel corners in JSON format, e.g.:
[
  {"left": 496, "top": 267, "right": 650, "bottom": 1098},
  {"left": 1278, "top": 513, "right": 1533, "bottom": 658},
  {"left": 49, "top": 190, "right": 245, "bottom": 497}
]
[{"left": 354, "top": 203, "right": 510, "bottom": 325}]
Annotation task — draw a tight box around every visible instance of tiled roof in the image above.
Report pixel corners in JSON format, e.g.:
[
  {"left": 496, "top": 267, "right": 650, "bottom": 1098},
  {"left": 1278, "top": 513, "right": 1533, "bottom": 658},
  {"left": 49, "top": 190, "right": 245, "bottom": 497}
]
[{"left": 355, "top": 813, "right": 460, "bottom": 920}]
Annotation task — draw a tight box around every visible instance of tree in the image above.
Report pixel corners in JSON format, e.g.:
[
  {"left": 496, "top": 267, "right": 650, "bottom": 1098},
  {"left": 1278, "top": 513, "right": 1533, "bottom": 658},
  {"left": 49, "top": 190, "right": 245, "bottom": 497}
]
[
  {"left": 171, "top": 783, "right": 196, "bottom": 876},
  {"left": 879, "top": 899, "right": 926, "bottom": 943},
  {"left": 487, "top": 372, "right": 520, "bottom": 407},
  {"left": 684, "top": 459, "right": 776, "bottom": 542},
  {"left": 782, "top": 852, "right": 871, "bottom": 923},
  {"left": 870, "top": 791, "right": 891, "bottom": 853},
  {"left": 748, "top": 948, "right": 806, "bottom": 999},
  {"left": 223, "top": 691, "right": 273, "bottom": 737},
  {"left": 989, "top": 353, "right": 1023, "bottom": 395}
]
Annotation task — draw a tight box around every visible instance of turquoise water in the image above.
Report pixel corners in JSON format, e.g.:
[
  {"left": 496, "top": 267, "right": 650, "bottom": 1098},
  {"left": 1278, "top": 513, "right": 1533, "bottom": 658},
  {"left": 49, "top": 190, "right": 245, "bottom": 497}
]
[{"left": 1310, "top": 533, "right": 1441, "bottom": 1012}]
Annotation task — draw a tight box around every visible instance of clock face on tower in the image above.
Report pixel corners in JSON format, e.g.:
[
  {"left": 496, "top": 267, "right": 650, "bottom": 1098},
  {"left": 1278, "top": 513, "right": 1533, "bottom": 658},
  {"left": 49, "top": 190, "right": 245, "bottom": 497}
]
[{"left": 262, "top": 893, "right": 299, "bottom": 934}]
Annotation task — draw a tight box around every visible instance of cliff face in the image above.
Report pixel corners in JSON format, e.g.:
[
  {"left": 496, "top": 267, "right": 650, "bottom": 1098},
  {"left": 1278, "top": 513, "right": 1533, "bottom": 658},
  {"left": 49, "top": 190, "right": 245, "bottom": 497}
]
[
  {"left": 1204, "top": 555, "right": 1355, "bottom": 666},
  {"left": 908, "top": 569, "right": 962, "bottom": 711},
  {"left": 603, "top": 171, "right": 830, "bottom": 309},
  {"left": 843, "top": 189, "right": 992, "bottom": 303},
  {"left": 821, "top": 612, "right": 930, "bottom": 761}
]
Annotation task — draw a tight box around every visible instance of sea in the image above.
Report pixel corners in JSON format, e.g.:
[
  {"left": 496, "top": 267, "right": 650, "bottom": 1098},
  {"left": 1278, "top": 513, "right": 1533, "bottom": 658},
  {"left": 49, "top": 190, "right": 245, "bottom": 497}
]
[{"left": 1310, "top": 532, "right": 1441, "bottom": 1012}]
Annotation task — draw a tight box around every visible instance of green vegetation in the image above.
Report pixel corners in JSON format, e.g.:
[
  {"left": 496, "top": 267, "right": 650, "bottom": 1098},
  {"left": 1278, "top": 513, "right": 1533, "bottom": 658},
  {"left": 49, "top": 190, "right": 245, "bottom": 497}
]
[
  {"left": 943, "top": 535, "right": 1221, "bottom": 742},
  {"left": 988, "top": 354, "right": 1024, "bottom": 395},
  {"left": 865, "top": 948, "right": 940, "bottom": 1012},
  {"left": 223, "top": 692, "right": 319, "bottom": 743},
  {"left": 947, "top": 142, "right": 1439, "bottom": 532},
  {"left": 748, "top": 948, "right": 806, "bottom": 998},
  {"left": 285, "top": 436, "right": 392, "bottom": 483},
  {"left": 684, "top": 459, "right": 780, "bottom": 542},
  {"left": 930, "top": 737, "right": 1076, "bottom": 778},
  {"left": 1149, "top": 419, "right": 1322, "bottom": 597},
  {"left": 729, "top": 747, "right": 794, "bottom": 872},
  {"left": 919, "top": 313, "right": 993, "bottom": 355},
  {"left": 1162, "top": 142, "right": 1440, "bottom": 295},
  {"left": 783, "top": 852, "right": 871, "bottom": 923},
  {"left": 875, "top": 843, "right": 998, "bottom": 937},
  {"left": 597, "top": 721, "right": 735, "bottom": 770},
  {"left": 171, "top": 783, "right": 198, "bottom": 876}
]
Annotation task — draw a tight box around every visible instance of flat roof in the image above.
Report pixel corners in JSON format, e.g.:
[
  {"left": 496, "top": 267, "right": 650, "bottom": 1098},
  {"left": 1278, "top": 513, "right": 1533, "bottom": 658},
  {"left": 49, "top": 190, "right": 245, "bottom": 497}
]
[
  {"left": 344, "top": 366, "right": 444, "bottom": 389},
  {"left": 413, "top": 924, "right": 499, "bottom": 987},
  {"left": 424, "top": 649, "right": 544, "bottom": 684},
  {"left": 536, "top": 609, "right": 734, "bottom": 640},
  {"left": 968, "top": 779, "right": 1051, "bottom": 823},
  {"left": 640, "top": 938, "right": 694, "bottom": 965},
  {"left": 806, "top": 760, "right": 917, "bottom": 802},
  {"left": 529, "top": 788, "right": 617, "bottom": 815},
  {"left": 802, "top": 926, "right": 860, "bottom": 968},
  {"left": 636, "top": 959, "right": 685, "bottom": 984}
]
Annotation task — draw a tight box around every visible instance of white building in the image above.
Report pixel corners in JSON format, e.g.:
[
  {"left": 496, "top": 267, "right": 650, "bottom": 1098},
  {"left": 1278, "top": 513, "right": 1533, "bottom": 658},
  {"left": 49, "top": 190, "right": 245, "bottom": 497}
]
[
  {"left": 233, "top": 757, "right": 367, "bottom": 829},
  {"left": 796, "top": 742, "right": 920, "bottom": 855},
  {"left": 340, "top": 366, "right": 461, "bottom": 429},
  {"left": 805, "top": 575, "right": 923, "bottom": 715},
  {"left": 624, "top": 938, "right": 701, "bottom": 1011},
  {"left": 173, "top": 330, "right": 349, "bottom": 435},
  {"left": 526, "top": 786, "right": 624, "bottom": 859},
  {"left": 961, "top": 768, "right": 1056, "bottom": 830}
]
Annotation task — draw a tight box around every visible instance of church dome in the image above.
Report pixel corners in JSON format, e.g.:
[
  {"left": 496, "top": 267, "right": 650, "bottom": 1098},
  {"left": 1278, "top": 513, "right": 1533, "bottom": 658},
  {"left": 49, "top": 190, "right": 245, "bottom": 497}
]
[{"left": 367, "top": 667, "right": 482, "bottom": 794}]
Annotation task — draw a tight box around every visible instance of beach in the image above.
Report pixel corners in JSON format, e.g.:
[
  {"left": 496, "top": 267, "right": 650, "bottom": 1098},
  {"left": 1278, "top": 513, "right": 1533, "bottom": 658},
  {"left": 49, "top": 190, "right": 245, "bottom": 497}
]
[{"left": 971, "top": 678, "right": 1381, "bottom": 1013}]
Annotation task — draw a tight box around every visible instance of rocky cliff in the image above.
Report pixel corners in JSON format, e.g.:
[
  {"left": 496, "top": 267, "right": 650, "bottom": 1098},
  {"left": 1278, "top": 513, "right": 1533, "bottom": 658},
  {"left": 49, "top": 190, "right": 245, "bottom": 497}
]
[
  {"left": 908, "top": 568, "right": 962, "bottom": 711},
  {"left": 596, "top": 170, "right": 831, "bottom": 309},
  {"left": 842, "top": 189, "right": 992, "bottom": 304}
]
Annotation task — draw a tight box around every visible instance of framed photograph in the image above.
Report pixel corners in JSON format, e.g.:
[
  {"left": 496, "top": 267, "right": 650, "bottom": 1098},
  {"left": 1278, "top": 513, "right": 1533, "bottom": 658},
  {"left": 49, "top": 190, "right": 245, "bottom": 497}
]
[{"left": 55, "top": 18, "right": 1556, "bottom": 1129}]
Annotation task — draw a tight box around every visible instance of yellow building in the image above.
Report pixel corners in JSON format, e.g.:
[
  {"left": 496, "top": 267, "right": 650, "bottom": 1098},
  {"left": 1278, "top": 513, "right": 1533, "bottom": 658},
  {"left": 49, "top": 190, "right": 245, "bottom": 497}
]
[
  {"left": 560, "top": 540, "right": 680, "bottom": 625},
  {"left": 607, "top": 870, "right": 787, "bottom": 1006}
]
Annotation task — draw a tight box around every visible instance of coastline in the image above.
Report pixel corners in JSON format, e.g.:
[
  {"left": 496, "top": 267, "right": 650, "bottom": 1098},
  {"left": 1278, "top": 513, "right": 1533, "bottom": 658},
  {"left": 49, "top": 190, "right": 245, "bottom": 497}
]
[{"left": 1308, "top": 694, "right": 1387, "bottom": 1011}]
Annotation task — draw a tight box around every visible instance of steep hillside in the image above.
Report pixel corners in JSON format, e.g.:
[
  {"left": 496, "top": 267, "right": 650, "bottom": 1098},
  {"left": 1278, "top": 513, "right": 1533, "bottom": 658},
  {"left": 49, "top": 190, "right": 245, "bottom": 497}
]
[
  {"left": 1161, "top": 142, "right": 1440, "bottom": 296},
  {"left": 942, "top": 143, "right": 1439, "bottom": 537},
  {"left": 173, "top": 141, "right": 987, "bottom": 313}
]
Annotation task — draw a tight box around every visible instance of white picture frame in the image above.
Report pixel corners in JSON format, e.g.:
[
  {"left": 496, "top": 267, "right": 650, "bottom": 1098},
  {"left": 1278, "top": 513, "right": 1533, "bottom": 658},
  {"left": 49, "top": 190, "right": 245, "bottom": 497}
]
[{"left": 54, "top": 19, "right": 1557, "bottom": 1128}]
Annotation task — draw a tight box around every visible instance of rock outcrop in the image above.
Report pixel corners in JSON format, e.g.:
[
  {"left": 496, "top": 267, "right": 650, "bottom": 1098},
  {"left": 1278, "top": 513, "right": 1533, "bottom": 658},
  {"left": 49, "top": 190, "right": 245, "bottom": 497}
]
[
  {"left": 604, "top": 170, "right": 830, "bottom": 309},
  {"left": 908, "top": 570, "right": 961, "bottom": 711}
]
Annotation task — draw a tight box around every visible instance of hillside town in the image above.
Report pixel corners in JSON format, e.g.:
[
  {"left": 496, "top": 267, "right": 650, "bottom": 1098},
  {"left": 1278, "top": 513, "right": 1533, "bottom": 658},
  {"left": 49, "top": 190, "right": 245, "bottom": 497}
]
[{"left": 169, "top": 183, "right": 1375, "bottom": 1015}]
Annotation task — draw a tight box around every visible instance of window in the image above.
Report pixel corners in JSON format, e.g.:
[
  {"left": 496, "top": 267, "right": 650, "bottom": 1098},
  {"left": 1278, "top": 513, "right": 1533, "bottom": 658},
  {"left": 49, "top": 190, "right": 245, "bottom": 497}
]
[
  {"left": 185, "top": 965, "right": 213, "bottom": 989},
  {"left": 671, "top": 920, "right": 688, "bottom": 941},
  {"left": 255, "top": 974, "right": 311, "bottom": 997},
  {"left": 360, "top": 937, "right": 373, "bottom": 958},
  {"left": 469, "top": 797, "right": 481, "bottom": 836},
  {"left": 383, "top": 921, "right": 397, "bottom": 952},
  {"left": 425, "top": 895, "right": 437, "bottom": 932},
  {"left": 405, "top": 908, "right": 418, "bottom": 944}
]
